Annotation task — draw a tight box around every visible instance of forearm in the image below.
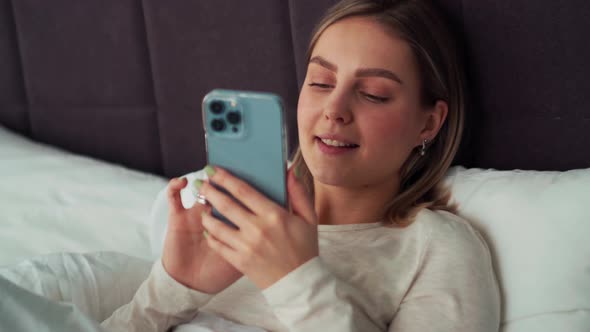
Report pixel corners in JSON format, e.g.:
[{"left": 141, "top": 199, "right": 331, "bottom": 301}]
[{"left": 101, "top": 259, "right": 213, "bottom": 332}]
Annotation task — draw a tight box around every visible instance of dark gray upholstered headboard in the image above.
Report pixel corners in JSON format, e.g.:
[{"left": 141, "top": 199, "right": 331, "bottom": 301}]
[{"left": 1, "top": 1, "right": 589, "bottom": 177}]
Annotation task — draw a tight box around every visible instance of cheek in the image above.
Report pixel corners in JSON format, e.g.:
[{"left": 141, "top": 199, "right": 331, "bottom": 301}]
[
  {"left": 297, "top": 88, "right": 317, "bottom": 134},
  {"left": 367, "top": 113, "right": 403, "bottom": 139},
  {"left": 362, "top": 111, "right": 419, "bottom": 153}
]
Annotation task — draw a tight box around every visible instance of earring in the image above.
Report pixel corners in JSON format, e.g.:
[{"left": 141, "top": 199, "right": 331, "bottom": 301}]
[{"left": 420, "top": 139, "right": 428, "bottom": 156}]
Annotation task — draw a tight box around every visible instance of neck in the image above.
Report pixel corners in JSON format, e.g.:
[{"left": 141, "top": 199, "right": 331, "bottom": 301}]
[{"left": 313, "top": 176, "right": 400, "bottom": 225}]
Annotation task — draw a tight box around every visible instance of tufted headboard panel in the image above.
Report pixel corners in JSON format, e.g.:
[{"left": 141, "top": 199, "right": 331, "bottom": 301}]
[{"left": 1, "top": 0, "right": 589, "bottom": 177}]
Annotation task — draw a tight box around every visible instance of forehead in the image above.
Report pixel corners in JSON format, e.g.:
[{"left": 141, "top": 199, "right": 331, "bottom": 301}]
[{"left": 311, "top": 16, "right": 416, "bottom": 75}]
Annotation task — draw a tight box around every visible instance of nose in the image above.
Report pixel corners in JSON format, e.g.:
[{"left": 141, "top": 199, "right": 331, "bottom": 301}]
[{"left": 323, "top": 91, "right": 353, "bottom": 125}]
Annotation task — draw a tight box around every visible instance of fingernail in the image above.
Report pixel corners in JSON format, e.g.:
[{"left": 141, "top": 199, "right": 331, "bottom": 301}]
[
  {"left": 193, "top": 179, "right": 204, "bottom": 190},
  {"left": 203, "top": 230, "right": 209, "bottom": 239},
  {"left": 204, "top": 165, "right": 216, "bottom": 177}
]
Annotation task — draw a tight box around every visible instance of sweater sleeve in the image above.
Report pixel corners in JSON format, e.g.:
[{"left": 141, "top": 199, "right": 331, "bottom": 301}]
[
  {"left": 262, "top": 256, "right": 382, "bottom": 332},
  {"left": 101, "top": 259, "right": 214, "bottom": 332},
  {"left": 388, "top": 216, "right": 501, "bottom": 332}
]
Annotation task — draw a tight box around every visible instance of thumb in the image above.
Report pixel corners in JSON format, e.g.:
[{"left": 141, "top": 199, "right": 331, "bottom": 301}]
[
  {"left": 167, "top": 177, "right": 188, "bottom": 214},
  {"left": 288, "top": 168, "right": 317, "bottom": 225}
]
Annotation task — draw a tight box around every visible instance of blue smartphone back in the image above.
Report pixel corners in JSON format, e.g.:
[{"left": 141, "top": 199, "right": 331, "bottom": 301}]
[{"left": 202, "top": 89, "right": 288, "bottom": 228}]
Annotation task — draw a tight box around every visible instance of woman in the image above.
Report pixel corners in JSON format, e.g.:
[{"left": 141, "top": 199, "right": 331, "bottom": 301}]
[{"left": 103, "top": 0, "right": 501, "bottom": 331}]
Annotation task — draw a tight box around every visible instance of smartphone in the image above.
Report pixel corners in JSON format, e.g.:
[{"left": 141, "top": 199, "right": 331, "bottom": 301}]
[{"left": 202, "top": 89, "right": 289, "bottom": 228}]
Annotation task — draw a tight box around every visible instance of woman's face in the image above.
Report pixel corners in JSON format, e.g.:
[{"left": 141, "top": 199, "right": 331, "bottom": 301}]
[{"left": 298, "top": 16, "right": 438, "bottom": 188}]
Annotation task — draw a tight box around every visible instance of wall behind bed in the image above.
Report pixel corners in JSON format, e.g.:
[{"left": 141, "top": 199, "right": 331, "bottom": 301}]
[{"left": 1, "top": 0, "right": 589, "bottom": 177}]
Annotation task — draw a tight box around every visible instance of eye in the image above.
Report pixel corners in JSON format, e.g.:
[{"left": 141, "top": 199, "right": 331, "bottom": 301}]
[
  {"left": 361, "top": 92, "right": 389, "bottom": 104},
  {"left": 308, "top": 82, "right": 334, "bottom": 89}
]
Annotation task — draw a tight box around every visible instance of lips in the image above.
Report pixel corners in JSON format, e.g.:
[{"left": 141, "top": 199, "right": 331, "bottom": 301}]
[
  {"left": 315, "top": 135, "right": 359, "bottom": 155},
  {"left": 316, "top": 135, "right": 359, "bottom": 148}
]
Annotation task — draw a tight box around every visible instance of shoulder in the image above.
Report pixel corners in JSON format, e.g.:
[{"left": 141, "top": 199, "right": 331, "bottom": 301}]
[
  {"left": 390, "top": 212, "right": 501, "bottom": 331},
  {"left": 414, "top": 208, "right": 475, "bottom": 232},
  {"left": 399, "top": 209, "right": 501, "bottom": 329},
  {"left": 414, "top": 208, "right": 487, "bottom": 247},
  {"left": 412, "top": 208, "right": 494, "bottom": 268}
]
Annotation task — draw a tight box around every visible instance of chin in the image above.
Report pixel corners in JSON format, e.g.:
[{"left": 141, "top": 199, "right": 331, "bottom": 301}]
[
  {"left": 302, "top": 144, "right": 356, "bottom": 186},
  {"left": 308, "top": 162, "right": 355, "bottom": 187}
]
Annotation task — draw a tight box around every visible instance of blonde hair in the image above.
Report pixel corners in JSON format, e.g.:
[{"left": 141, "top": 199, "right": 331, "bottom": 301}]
[{"left": 292, "top": 0, "right": 465, "bottom": 226}]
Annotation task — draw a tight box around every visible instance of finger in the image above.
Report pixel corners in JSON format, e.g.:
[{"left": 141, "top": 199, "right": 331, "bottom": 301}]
[
  {"left": 288, "top": 169, "right": 317, "bottom": 225},
  {"left": 199, "top": 180, "right": 254, "bottom": 230},
  {"left": 205, "top": 232, "right": 242, "bottom": 272},
  {"left": 207, "top": 166, "right": 280, "bottom": 216},
  {"left": 187, "top": 200, "right": 210, "bottom": 218},
  {"left": 201, "top": 211, "right": 244, "bottom": 252},
  {"left": 167, "top": 177, "right": 187, "bottom": 214},
  {"left": 181, "top": 201, "right": 210, "bottom": 233}
]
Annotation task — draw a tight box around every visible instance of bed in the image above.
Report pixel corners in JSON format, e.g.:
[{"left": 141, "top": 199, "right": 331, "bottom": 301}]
[{"left": 0, "top": 0, "right": 589, "bottom": 331}]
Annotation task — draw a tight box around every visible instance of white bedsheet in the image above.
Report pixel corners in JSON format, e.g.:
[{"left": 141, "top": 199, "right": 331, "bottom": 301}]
[
  {"left": 0, "top": 251, "right": 265, "bottom": 331},
  {"left": 0, "top": 126, "right": 167, "bottom": 266}
]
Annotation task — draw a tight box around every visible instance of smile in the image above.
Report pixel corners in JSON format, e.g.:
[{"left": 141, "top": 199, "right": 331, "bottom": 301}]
[
  {"left": 315, "top": 136, "right": 359, "bottom": 155},
  {"left": 320, "top": 138, "right": 358, "bottom": 147}
]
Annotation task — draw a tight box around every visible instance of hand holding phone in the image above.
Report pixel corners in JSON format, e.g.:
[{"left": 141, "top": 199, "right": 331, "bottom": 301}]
[
  {"left": 199, "top": 90, "right": 319, "bottom": 290},
  {"left": 198, "top": 165, "right": 319, "bottom": 290},
  {"left": 161, "top": 177, "right": 243, "bottom": 294}
]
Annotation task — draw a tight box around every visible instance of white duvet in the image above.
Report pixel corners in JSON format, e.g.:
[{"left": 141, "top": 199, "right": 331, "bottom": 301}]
[
  {"left": 0, "top": 126, "right": 264, "bottom": 331},
  {"left": 0, "top": 252, "right": 264, "bottom": 331}
]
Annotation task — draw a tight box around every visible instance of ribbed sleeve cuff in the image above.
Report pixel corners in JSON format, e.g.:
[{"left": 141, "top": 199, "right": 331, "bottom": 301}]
[
  {"left": 101, "top": 259, "right": 215, "bottom": 331},
  {"left": 153, "top": 259, "right": 214, "bottom": 309}
]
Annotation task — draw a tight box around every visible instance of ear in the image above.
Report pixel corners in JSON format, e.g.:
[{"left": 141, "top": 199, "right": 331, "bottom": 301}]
[{"left": 418, "top": 100, "right": 448, "bottom": 144}]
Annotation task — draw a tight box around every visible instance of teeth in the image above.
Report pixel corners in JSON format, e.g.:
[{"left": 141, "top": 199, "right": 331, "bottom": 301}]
[{"left": 321, "top": 138, "right": 356, "bottom": 147}]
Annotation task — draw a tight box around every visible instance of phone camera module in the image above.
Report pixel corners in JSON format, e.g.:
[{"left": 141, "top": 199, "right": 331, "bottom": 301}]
[
  {"left": 211, "top": 119, "right": 226, "bottom": 132},
  {"left": 210, "top": 101, "right": 225, "bottom": 114},
  {"left": 227, "top": 111, "right": 241, "bottom": 125}
]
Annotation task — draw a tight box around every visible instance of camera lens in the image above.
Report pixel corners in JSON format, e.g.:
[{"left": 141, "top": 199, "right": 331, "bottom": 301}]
[
  {"left": 226, "top": 111, "right": 241, "bottom": 125},
  {"left": 211, "top": 119, "right": 226, "bottom": 132},
  {"left": 210, "top": 101, "right": 224, "bottom": 114}
]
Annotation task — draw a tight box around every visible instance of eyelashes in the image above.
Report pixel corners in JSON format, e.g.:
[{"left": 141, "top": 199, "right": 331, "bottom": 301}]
[
  {"left": 308, "top": 82, "right": 333, "bottom": 89},
  {"left": 307, "top": 82, "right": 390, "bottom": 104},
  {"left": 361, "top": 92, "right": 389, "bottom": 103}
]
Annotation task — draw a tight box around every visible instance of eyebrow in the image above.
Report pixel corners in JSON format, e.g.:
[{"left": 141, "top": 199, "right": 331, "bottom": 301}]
[{"left": 309, "top": 55, "right": 403, "bottom": 84}]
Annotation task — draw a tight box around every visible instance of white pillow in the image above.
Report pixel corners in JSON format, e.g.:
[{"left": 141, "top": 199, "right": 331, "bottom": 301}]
[{"left": 444, "top": 166, "right": 590, "bottom": 332}]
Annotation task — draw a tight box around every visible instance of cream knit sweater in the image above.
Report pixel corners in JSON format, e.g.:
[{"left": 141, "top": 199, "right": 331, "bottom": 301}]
[{"left": 102, "top": 209, "right": 501, "bottom": 332}]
